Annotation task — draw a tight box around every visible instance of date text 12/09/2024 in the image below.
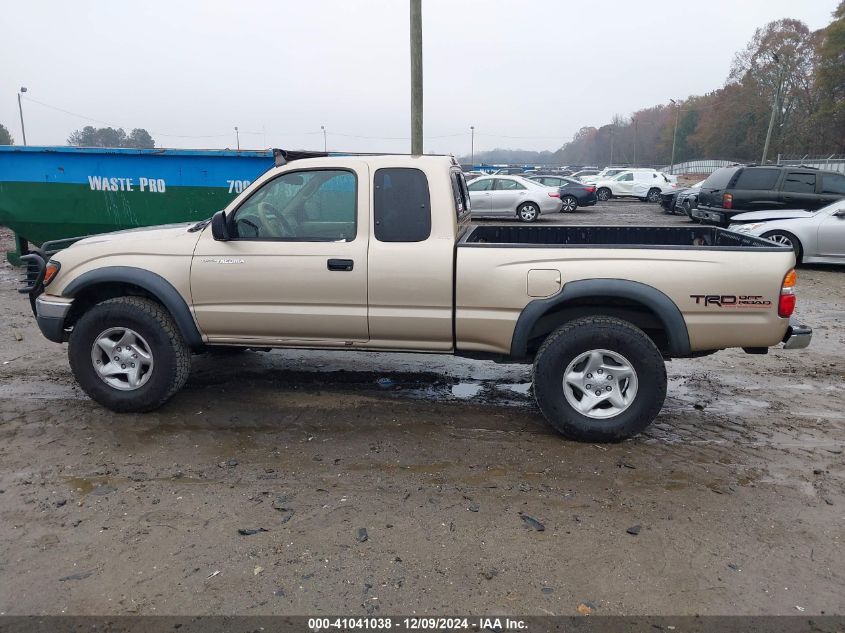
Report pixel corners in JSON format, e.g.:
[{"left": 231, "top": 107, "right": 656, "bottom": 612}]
[{"left": 308, "top": 618, "right": 527, "bottom": 631}]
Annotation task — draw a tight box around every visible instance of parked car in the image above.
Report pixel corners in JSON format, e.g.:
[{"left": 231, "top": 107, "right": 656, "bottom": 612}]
[
  {"left": 467, "top": 175, "right": 563, "bottom": 221},
  {"left": 676, "top": 181, "right": 703, "bottom": 217},
  {"left": 728, "top": 199, "right": 845, "bottom": 265},
  {"left": 493, "top": 167, "right": 529, "bottom": 175},
  {"left": 526, "top": 175, "right": 598, "bottom": 211},
  {"left": 692, "top": 165, "right": 845, "bottom": 227},
  {"left": 570, "top": 169, "right": 601, "bottom": 181},
  {"left": 21, "top": 153, "right": 811, "bottom": 442},
  {"left": 659, "top": 181, "right": 703, "bottom": 215},
  {"left": 594, "top": 170, "right": 678, "bottom": 202},
  {"left": 580, "top": 166, "right": 633, "bottom": 184}
]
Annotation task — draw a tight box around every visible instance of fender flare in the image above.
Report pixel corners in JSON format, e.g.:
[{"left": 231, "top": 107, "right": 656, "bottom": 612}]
[
  {"left": 61, "top": 266, "right": 204, "bottom": 349},
  {"left": 510, "top": 278, "right": 691, "bottom": 358}
]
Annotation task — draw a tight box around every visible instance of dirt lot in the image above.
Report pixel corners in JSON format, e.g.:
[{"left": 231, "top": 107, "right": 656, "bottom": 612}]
[{"left": 0, "top": 201, "right": 843, "bottom": 616}]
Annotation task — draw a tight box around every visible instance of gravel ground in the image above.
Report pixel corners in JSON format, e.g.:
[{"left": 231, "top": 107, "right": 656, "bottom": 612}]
[{"left": 0, "top": 201, "right": 843, "bottom": 616}]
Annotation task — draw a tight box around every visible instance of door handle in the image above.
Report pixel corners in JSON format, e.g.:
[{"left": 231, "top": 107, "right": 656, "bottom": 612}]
[{"left": 327, "top": 258, "right": 354, "bottom": 271}]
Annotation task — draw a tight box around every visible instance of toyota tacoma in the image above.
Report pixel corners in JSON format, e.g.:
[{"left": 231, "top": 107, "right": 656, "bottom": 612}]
[{"left": 21, "top": 151, "right": 812, "bottom": 442}]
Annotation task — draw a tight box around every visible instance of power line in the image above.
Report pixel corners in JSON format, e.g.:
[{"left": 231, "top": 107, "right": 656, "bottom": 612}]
[{"left": 20, "top": 95, "right": 568, "bottom": 145}]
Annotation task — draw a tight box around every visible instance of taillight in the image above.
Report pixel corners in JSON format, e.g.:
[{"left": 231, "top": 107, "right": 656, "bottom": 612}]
[
  {"left": 723, "top": 193, "right": 733, "bottom": 209},
  {"left": 585, "top": 186, "right": 596, "bottom": 193},
  {"left": 778, "top": 269, "right": 797, "bottom": 317},
  {"left": 548, "top": 192, "right": 560, "bottom": 198}
]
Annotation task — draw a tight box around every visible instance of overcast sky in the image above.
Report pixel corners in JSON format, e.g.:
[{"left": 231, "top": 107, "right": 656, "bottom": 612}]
[{"left": 1, "top": 0, "right": 838, "bottom": 155}]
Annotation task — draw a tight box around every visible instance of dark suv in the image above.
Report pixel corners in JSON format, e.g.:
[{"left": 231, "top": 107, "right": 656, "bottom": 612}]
[{"left": 692, "top": 165, "right": 845, "bottom": 227}]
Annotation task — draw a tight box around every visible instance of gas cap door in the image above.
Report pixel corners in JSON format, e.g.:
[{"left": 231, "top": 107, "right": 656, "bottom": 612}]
[{"left": 527, "top": 269, "right": 561, "bottom": 297}]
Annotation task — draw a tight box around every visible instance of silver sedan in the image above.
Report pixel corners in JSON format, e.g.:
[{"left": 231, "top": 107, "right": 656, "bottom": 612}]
[
  {"left": 729, "top": 199, "right": 845, "bottom": 265},
  {"left": 467, "top": 175, "right": 563, "bottom": 222}
]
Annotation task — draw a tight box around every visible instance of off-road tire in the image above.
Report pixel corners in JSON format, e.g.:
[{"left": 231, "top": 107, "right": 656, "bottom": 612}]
[
  {"left": 68, "top": 297, "right": 191, "bottom": 412},
  {"left": 533, "top": 316, "right": 667, "bottom": 442},
  {"left": 597, "top": 187, "right": 612, "bottom": 202}
]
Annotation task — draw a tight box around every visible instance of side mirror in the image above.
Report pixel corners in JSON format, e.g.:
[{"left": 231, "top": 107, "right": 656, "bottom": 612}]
[
  {"left": 211, "top": 210, "right": 230, "bottom": 241},
  {"left": 834, "top": 208, "right": 845, "bottom": 217}
]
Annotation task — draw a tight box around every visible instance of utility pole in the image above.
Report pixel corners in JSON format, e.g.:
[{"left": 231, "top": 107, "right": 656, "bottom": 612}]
[
  {"left": 321, "top": 125, "right": 327, "bottom": 152},
  {"left": 609, "top": 125, "right": 613, "bottom": 165},
  {"left": 633, "top": 119, "right": 638, "bottom": 166},
  {"left": 669, "top": 99, "right": 680, "bottom": 174},
  {"left": 762, "top": 52, "right": 784, "bottom": 165},
  {"left": 470, "top": 126, "right": 475, "bottom": 165},
  {"left": 410, "top": 0, "right": 423, "bottom": 155},
  {"left": 234, "top": 126, "right": 240, "bottom": 151},
  {"left": 18, "top": 87, "right": 28, "bottom": 146}
]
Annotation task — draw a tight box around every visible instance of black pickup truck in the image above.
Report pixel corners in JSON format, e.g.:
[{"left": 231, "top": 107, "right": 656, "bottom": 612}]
[{"left": 692, "top": 165, "right": 845, "bottom": 227}]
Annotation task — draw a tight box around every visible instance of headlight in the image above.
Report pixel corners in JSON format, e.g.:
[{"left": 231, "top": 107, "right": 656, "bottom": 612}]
[{"left": 729, "top": 222, "right": 763, "bottom": 233}]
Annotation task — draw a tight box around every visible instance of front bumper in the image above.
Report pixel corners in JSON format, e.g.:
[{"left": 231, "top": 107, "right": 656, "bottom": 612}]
[
  {"left": 782, "top": 318, "right": 812, "bottom": 350},
  {"left": 35, "top": 296, "right": 73, "bottom": 343}
]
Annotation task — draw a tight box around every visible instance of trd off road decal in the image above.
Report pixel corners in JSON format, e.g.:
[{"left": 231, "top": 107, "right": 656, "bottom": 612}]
[{"left": 690, "top": 295, "right": 772, "bottom": 308}]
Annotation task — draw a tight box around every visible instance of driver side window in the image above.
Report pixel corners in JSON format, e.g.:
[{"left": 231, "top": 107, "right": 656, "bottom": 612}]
[{"left": 232, "top": 169, "right": 357, "bottom": 241}]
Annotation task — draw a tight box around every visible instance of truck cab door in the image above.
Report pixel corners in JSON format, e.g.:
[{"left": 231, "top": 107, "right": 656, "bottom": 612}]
[{"left": 190, "top": 163, "right": 370, "bottom": 344}]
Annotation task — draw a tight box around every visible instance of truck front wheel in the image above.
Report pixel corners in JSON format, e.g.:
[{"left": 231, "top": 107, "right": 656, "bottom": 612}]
[
  {"left": 68, "top": 297, "right": 191, "bottom": 412},
  {"left": 533, "top": 316, "right": 666, "bottom": 442}
]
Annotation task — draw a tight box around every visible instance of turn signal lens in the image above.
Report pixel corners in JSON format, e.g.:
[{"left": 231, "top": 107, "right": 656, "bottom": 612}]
[
  {"left": 43, "top": 261, "right": 61, "bottom": 287},
  {"left": 723, "top": 193, "right": 733, "bottom": 209},
  {"left": 778, "top": 269, "right": 797, "bottom": 317},
  {"left": 783, "top": 269, "right": 797, "bottom": 288}
]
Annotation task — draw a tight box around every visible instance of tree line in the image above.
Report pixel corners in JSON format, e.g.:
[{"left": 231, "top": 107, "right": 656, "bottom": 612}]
[
  {"left": 0, "top": 124, "right": 156, "bottom": 148},
  {"left": 461, "top": 2, "right": 844, "bottom": 167}
]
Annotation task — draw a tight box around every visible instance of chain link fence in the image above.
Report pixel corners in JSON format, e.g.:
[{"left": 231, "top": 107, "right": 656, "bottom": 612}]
[{"left": 776, "top": 154, "right": 845, "bottom": 174}]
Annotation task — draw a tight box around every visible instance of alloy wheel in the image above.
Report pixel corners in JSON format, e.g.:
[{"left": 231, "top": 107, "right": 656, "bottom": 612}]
[
  {"left": 90, "top": 327, "right": 154, "bottom": 391},
  {"left": 562, "top": 349, "right": 638, "bottom": 419}
]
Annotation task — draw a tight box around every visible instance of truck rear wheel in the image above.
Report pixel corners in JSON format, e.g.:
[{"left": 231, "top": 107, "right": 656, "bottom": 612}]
[
  {"left": 68, "top": 297, "right": 191, "bottom": 412},
  {"left": 533, "top": 316, "right": 666, "bottom": 442}
]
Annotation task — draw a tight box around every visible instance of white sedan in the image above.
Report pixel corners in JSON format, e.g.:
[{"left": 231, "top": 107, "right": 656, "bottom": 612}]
[
  {"left": 467, "top": 175, "right": 563, "bottom": 222},
  {"left": 728, "top": 199, "right": 845, "bottom": 265}
]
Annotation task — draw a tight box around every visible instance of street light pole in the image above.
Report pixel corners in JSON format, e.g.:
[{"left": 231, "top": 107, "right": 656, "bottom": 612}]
[
  {"left": 762, "top": 52, "right": 784, "bottom": 165},
  {"left": 321, "top": 125, "right": 327, "bottom": 152},
  {"left": 669, "top": 99, "right": 680, "bottom": 174},
  {"left": 470, "top": 126, "right": 475, "bottom": 166},
  {"left": 234, "top": 126, "right": 240, "bottom": 151},
  {"left": 18, "top": 87, "right": 28, "bottom": 146},
  {"left": 410, "top": 0, "right": 423, "bottom": 155}
]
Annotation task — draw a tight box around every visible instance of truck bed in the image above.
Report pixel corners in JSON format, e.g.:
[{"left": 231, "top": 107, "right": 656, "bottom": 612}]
[{"left": 460, "top": 225, "right": 783, "bottom": 250}]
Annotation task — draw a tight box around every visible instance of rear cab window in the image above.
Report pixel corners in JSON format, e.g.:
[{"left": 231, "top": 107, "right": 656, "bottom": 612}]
[
  {"left": 373, "top": 168, "right": 431, "bottom": 242},
  {"left": 450, "top": 170, "right": 472, "bottom": 219},
  {"left": 702, "top": 167, "right": 740, "bottom": 190},
  {"left": 733, "top": 168, "right": 780, "bottom": 191}
]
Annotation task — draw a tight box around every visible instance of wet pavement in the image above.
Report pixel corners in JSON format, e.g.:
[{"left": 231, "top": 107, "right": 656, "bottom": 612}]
[{"left": 0, "top": 201, "right": 843, "bottom": 616}]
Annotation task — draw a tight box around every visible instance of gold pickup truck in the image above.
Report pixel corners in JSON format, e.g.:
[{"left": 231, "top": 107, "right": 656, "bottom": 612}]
[{"left": 21, "top": 152, "right": 812, "bottom": 442}]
